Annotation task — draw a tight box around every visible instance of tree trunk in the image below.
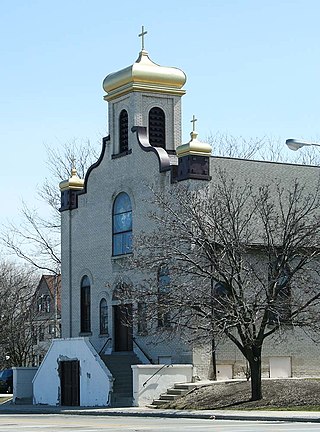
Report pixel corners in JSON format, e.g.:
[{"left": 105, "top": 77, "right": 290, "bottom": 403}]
[
  {"left": 211, "top": 336, "right": 217, "bottom": 380},
  {"left": 249, "top": 354, "right": 262, "bottom": 401}
]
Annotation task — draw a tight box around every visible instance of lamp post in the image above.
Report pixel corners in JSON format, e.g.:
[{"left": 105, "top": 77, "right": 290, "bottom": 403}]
[{"left": 286, "top": 138, "right": 320, "bottom": 151}]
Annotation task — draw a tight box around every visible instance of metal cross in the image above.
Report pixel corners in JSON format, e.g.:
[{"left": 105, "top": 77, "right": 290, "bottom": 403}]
[
  {"left": 191, "top": 115, "right": 198, "bottom": 132},
  {"left": 70, "top": 156, "right": 76, "bottom": 171},
  {"left": 138, "top": 26, "right": 147, "bottom": 50}
]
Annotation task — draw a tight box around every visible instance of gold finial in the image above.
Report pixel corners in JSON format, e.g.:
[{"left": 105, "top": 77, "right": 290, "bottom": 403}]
[
  {"left": 59, "top": 157, "right": 84, "bottom": 192},
  {"left": 176, "top": 114, "right": 211, "bottom": 158},
  {"left": 138, "top": 25, "right": 147, "bottom": 51}
]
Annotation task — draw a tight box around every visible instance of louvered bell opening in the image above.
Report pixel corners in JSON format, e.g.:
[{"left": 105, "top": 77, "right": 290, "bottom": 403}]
[
  {"left": 148, "top": 107, "right": 166, "bottom": 149},
  {"left": 119, "top": 109, "right": 128, "bottom": 153}
]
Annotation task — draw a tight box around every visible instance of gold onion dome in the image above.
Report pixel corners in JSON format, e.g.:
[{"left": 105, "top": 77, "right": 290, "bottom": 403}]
[
  {"left": 103, "top": 49, "right": 186, "bottom": 101},
  {"left": 59, "top": 167, "right": 84, "bottom": 192},
  {"left": 176, "top": 117, "right": 212, "bottom": 158}
]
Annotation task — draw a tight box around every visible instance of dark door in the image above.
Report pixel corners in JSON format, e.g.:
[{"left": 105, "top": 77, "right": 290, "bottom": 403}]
[
  {"left": 114, "top": 304, "right": 133, "bottom": 351},
  {"left": 60, "top": 360, "right": 80, "bottom": 406}
]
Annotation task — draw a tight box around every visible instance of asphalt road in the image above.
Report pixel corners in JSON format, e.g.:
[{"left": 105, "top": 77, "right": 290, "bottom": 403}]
[{"left": 0, "top": 415, "right": 320, "bottom": 432}]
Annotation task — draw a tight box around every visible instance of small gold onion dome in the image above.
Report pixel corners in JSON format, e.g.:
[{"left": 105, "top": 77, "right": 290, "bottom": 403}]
[
  {"left": 103, "top": 50, "right": 186, "bottom": 100},
  {"left": 59, "top": 167, "right": 84, "bottom": 192},
  {"left": 176, "top": 130, "right": 212, "bottom": 158}
]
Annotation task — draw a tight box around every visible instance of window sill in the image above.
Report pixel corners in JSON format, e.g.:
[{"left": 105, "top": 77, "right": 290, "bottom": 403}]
[
  {"left": 99, "top": 333, "right": 110, "bottom": 338},
  {"left": 112, "top": 253, "right": 133, "bottom": 260},
  {"left": 112, "top": 149, "right": 132, "bottom": 159},
  {"left": 79, "top": 332, "right": 92, "bottom": 337}
]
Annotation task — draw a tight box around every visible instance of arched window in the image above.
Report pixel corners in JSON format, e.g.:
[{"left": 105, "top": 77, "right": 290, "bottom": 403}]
[
  {"left": 268, "top": 259, "right": 292, "bottom": 325},
  {"left": 148, "top": 107, "right": 166, "bottom": 148},
  {"left": 100, "top": 298, "right": 108, "bottom": 335},
  {"left": 112, "top": 192, "right": 132, "bottom": 256},
  {"left": 37, "top": 297, "right": 43, "bottom": 312},
  {"left": 45, "top": 295, "right": 51, "bottom": 313},
  {"left": 138, "top": 302, "right": 147, "bottom": 334},
  {"left": 119, "top": 109, "right": 128, "bottom": 153},
  {"left": 157, "top": 265, "right": 171, "bottom": 328},
  {"left": 80, "top": 276, "right": 91, "bottom": 333}
]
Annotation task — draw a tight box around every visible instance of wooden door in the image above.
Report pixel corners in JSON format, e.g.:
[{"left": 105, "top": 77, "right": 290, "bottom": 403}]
[
  {"left": 60, "top": 360, "right": 80, "bottom": 406},
  {"left": 114, "top": 304, "right": 133, "bottom": 351}
]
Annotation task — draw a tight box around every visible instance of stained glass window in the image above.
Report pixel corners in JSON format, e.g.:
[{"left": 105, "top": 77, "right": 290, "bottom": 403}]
[
  {"left": 80, "top": 276, "right": 91, "bottom": 333},
  {"left": 100, "top": 298, "right": 108, "bottom": 335},
  {"left": 113, "top": 193, "right": 132, "bottom": 256}
]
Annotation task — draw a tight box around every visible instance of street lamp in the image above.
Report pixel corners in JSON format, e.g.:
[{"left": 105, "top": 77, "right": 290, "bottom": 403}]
[{"left": 286, "top": 138, "right": 320, "bottom": 151}]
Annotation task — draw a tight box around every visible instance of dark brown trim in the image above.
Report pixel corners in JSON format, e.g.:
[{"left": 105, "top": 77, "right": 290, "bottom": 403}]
[
  {"left": 79, "top": 135, "right": 110, "bottom": 196},
  {"left": 60, "top": 136, "right": 110, "bottom": 211},
  {"left": 131, "top": 126, "right": 171, "bottom": 173},
  {"left": 176, "top": 155, "right": 211, "bottom": 182}
]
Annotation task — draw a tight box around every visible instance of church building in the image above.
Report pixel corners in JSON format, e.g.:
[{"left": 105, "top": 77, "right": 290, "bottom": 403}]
[{"left": 33, "top": 29, "right": 320, "bottom": 407}]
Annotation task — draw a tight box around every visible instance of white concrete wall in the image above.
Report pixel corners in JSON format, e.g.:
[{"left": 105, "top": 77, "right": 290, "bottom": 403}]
[
  {"left": 269, "top": 357, "right": 292, "bottom": 378},
  {"left": 132, "top": 364, "right": 193, "bottom": 407},
  {"left": 33, "top": 338, "right": 113, "bottom": 406},
  {"left": 216, "top": 364, "right": 233, "bottom": 380},
  {"left": 12, "top": 367, "right": 38, "bottom": 404}
]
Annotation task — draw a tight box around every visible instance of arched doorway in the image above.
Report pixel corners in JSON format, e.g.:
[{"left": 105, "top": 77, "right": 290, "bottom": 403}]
[
  {"left": 114, "top": 304, "right": 133, "bottom": 351},
  {"left": 113, "top": 283, "right": 133, "bottom": 351}
]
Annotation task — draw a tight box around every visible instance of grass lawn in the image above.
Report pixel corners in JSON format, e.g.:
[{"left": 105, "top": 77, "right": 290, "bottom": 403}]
[{"left": 163, "top": 379, "right": 320, "bottom": 411}]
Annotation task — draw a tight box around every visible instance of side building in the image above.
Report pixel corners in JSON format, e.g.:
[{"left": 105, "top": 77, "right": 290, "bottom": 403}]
[{"left": 32, "top": 275, "right": 61, "bottom": 366}]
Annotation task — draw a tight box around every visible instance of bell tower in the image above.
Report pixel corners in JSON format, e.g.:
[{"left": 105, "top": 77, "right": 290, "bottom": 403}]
[{"left": 102, "top": 27, "right": 187, "bottom": 157}]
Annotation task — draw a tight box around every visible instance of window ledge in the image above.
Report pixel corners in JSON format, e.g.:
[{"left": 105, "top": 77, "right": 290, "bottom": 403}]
[
  {"left": 112, "top": 149, "right": 132, "bottom": 159},
  {"left": 99, "top": 333, "right": 110, "bottom": 338},
  {"left": 79, "top": 332, "right": 92, "bottom": 337},
  {"left": 111, "top": 253, "right": 133, "bottom": 260}
]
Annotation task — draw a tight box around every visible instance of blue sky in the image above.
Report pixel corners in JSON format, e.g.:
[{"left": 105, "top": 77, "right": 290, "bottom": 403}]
[{"left": 1, "top": 0, "right": 320, "bottom": 225}]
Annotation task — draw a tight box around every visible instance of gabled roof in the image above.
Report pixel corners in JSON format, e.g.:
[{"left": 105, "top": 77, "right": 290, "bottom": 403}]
[{"left": 35, "top": 274, "right": 61, "bottom": 312}]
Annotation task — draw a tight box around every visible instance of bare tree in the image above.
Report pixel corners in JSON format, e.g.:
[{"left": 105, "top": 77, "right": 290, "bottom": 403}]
[
  {"left": 123, "top": 169, "right": 320, "bottom": 401},
  {"left": 208, "top": 133, "right": 320, "bottom": 165},
  {"left": 3, "top": 133, "right": 319, "bottom": 275},
  {"left": 0, "top": 261, "right": 38, "bottom": 368},
  {"left": 1, "top": 139, "right": 99, "bottom": 273},
  {"left": 208, "top": 132, "right": 266, "bottom": 160}
]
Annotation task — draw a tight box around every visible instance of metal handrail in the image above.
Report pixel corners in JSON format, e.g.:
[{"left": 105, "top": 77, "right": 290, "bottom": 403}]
[
  {"left": 98, "top": 337, "right": 112, "bottom": 355},
  {"left": 142, "top": 363, "right": 172, "bottom": 387},
  {"left": 133, "top": 337, "right": 154, "bottom": 364}
]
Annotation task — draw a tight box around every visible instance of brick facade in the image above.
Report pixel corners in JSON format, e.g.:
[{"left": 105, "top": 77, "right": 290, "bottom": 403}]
[{"left": 60, "top": 47, "right": 320, "bottom": 381}]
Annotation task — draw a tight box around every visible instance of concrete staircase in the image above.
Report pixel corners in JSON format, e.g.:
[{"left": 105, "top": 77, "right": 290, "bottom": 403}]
[
  {"left": 100, "top": 352, "right": 141, "bottom": 407},
  {"left": 150, "top": 382, "right": 197, "bottom": 408}
]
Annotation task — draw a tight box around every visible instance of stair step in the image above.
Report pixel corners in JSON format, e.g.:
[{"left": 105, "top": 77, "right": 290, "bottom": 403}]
[
  {"left": 159, "top": 394, "right": 180, "bottom": 401},
  {"left": 174, "top": 383, "right": 197, "bottom": 391},
  {"left": 167, "top": 388, "right": 188, "bottom": 396},
  {"left": 149, "top": 382, "right": 196, "bottom": 408},
  {"left": 100, "top": 352, "right": 142, "bottom": 407},
  {"left": 151, "top": 399, "right": 169, "bottom": 406},
  {"left": 111, "top": 394, "right": 133, "bottom": 408}
]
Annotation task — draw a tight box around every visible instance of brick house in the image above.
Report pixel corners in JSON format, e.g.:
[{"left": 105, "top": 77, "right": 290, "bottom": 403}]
[{"left": 32, "top": 274, "right": 61, "bottom": 366}]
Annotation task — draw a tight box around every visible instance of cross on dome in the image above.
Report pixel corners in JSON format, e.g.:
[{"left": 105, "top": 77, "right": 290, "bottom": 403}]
[
  {"left": 71, "top": 156, "right": 76, "bottom": 168},
  {"left": 138, "top": 25, "right": 148, "bottom": 51},
  {"left": 191, "top": 115, "right": 198, "bottom": 132}
]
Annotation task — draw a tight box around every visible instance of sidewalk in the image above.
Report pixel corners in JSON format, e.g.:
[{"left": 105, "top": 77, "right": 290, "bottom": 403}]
[{"left": 0, "top": 399, "right": 320, "bottom": 423}]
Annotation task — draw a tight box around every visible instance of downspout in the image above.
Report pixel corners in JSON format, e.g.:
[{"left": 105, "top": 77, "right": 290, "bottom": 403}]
[{"left": 68, "top": 211, "right": 72, "bottom": 337}]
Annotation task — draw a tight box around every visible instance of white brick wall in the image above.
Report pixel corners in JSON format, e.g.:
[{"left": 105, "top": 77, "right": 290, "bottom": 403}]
[{"left": 60, "top": 61, "right": 320, "bottom": 380}]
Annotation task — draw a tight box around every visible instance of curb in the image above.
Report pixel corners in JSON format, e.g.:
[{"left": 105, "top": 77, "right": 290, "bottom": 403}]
[{"left": 0, "top": 406, "right": 320, "bottom": 423}]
